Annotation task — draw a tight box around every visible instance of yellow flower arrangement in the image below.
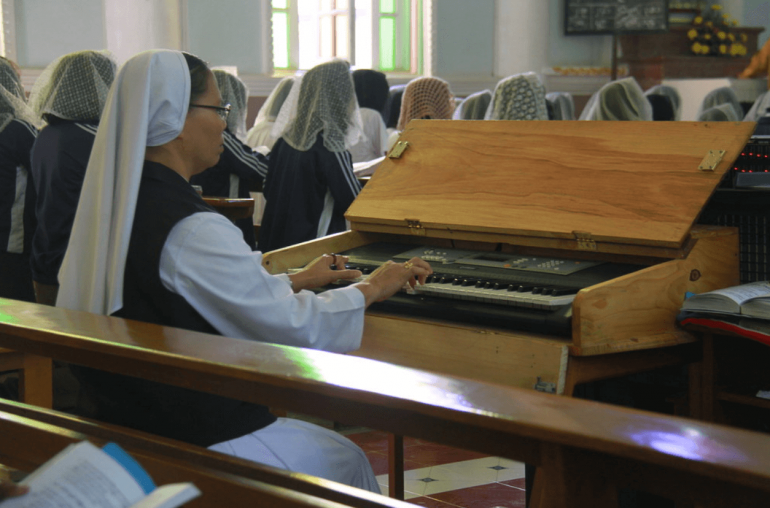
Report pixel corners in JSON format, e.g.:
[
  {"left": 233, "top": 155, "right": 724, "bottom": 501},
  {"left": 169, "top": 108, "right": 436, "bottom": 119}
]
[{"left": 688, "top": 4, "right": 744, "bottom": 58}]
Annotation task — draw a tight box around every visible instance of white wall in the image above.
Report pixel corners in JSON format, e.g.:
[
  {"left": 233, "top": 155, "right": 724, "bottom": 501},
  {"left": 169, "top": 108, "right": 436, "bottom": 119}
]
[{"left": 104, "top": 0, "right": 184, "bottom": 65}]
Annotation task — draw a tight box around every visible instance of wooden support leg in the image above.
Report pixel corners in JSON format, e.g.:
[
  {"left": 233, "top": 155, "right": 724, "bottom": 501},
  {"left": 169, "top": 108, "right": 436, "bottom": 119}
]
[
  {"left": 534, "top": 444, "right": 617, "bottom": 508},
  {"left": 388, "top": 434, "right": 404, "bottom": 500},
  {"left": 18, "top": 354, "right": 53, "bottom": 408}
]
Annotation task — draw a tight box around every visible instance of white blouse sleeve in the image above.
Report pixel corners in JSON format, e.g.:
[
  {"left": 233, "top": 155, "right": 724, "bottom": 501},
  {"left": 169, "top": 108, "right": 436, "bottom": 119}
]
[{"left": 159, "top": 211, "right": 365, "bottom": 353}]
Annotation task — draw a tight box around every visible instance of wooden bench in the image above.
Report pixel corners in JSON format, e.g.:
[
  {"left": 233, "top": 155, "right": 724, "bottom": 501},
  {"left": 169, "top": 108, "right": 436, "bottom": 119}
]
[
  {"left": 0, "top": 297, "right": 769, "bottom": 507},
  {"left": 0, "top": 399, "right": 411, "bottom": 508}
]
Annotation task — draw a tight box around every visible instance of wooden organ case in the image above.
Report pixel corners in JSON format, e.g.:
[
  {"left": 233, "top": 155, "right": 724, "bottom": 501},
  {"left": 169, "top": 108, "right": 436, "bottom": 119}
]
[{"left": 262, "top": 120, "right": 754, "bottom": 396}]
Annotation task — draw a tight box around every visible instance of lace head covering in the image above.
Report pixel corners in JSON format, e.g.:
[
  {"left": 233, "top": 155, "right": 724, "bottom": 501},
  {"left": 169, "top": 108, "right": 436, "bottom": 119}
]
[
  {"left": 272, "top": 59, "right": 362, "bottom": 153},
  {"left": 697, "top": 87, "right": 743, "bottom": 121},
  {"left": 579, "top": 77, "right": 652, "bottom": 121},
  {"left": 644, "top": 85, "right": 681, "bottom": 120},
  {"left": 254, "top": 77, "right": 295, "bottom": 126},
  {"left": 28, "top": 50, "right": 117, "bottom": 123},
  {"left": 353, "top": 69, "right": 390, "bottom": 122},
  {"left": 486, "top": 73, "right": 548, "bottom": 121},
  {"left": 545, "top": 92, "right": 576, "bottom": 121},
  {"left": 453, "top": 89, "right": 492, "bottom": 120},
  {"left": 385, "top": 84, "right": 406, "bottom": 129},
  {"left": 0, "top": 57, "right": 40, "bottom": 133},
  {"left": 697, "top": 103, "right": 740, "bottom": 122},
  {"left": 397, "top": 77, "right": 454, "bottom": 130},
  {"left": 744, "top": 91, "right": 770, "bottom": 121},
  {"left": 57, "top": 50, "right": 192, "bottom": 314},
  {"left": 213, "top": 69, "right": 248, "bottom": 141}
]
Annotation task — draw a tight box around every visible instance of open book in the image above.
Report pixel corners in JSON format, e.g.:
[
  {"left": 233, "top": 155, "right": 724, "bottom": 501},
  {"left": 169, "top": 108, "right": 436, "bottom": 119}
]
[
  {"left": 681, "top": 281, "right": 770, "bottom": 319},
  {"left": 0, "top": 441, "right": 200, "bottom": 508}
]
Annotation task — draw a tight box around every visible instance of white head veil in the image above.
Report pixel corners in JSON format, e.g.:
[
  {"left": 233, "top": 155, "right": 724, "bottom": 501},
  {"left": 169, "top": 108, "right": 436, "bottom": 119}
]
[
  {"left": 213, "top": 69, "right": 248, "bottom": 141},
  {"left": 0, "top": 57, "right": 41, "bottom": 132},
  {"left": 697, "top": 87, "right": 743, "bottom": 122},
  {"left": 697, "top": 103, "right": 740, "bottom": 122},
  {"left": 272, "top": 59, "right": 362, "bottom": 153},
  {"left": 486, "top": 73, "right": 548, "bottom": 121},
  {"left": 254, "top": 77, "right": 295, "bottom": 127},
  {"left": 453, "top": 89, "right": 492, "bottom": 120},
  {"left": 579, "top": 77, "right": 653, "bottom": 121},
  {"left": 644, "top": 85, "right": 682, "bottom": 121},
  {"left": 57, "top": 50, "right": 191, "bottom": 315},
  {"left": 744, "top": 91, "right": 770, "bottom": 121},
  {"left": 545, "top": 92, "right": 576, "bottom": 121},
  {"left": 28, "top": 50, "right": 117, "bottom": 123}
]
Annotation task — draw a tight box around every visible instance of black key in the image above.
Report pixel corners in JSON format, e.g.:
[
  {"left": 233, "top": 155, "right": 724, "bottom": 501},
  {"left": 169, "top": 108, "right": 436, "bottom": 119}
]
[
  {"left": 362, "top": 267, "right": 373, "bottom": 275},
  {"left": 461, "top": 279, "right": 476, "bottom": 286},
  {"left": 516, "top": 284, "right": 534, "bottom": 292},
  {"left": 475, "top": 280, "right": 486, "bottom": 288},
  {"left": 493, "top": 282, "right": 509, "bottom": 290},
  {"left": 452, "top": 278, "right": 463, "bottom": 286},
  {"left": 532, "top": 287, "right": 543, "bottom": 294},
  {"left": 551, "top": 287, "right": 579, "bottom": 296}
]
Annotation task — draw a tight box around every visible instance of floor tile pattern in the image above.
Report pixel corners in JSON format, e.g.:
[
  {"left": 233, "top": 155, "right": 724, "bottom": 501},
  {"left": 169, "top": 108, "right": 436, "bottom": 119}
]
[{"left": 345, "top": 430, "right": 526, "bottom": 508}]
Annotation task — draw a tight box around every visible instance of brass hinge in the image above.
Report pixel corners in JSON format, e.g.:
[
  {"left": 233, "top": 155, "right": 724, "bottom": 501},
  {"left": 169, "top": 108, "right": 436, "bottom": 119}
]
[
  {"left": 388, "top": 141, "right": 409, "bottom": 159},
  {"left": 406, "top": 218, "right": 426, "bottom": 236},
  {"left": 698, "top": 150, "right": 725, "bottom": 171},
  {"left": 573, "top": 231, "right": 597, "bottom": 251}
]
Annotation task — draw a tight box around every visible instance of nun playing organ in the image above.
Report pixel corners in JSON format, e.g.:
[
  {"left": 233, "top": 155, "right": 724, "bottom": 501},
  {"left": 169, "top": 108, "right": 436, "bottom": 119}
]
[
  {"left": 56, "top": 50, "right": 431, "bottom": 490},
  {"left": 258, "top": 59, "right": 363, "bottom": 253},
  {"left": 0, "top": 57, "right": 42, "bottom": 302}
]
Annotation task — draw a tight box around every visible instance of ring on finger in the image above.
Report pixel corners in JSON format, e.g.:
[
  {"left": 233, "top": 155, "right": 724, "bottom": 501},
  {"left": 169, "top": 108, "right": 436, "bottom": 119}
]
[{"left": 404, "top": 261, "right": 414, "bottom": 270}]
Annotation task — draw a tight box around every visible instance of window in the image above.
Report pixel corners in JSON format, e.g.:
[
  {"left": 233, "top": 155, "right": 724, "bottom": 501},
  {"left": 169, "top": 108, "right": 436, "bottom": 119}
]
[{"left": 271, "top": 0, "right": 422, "bottom": 73}]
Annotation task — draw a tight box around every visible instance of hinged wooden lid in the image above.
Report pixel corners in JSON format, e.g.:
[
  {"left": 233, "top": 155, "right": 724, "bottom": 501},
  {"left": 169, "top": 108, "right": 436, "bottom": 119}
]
[{"left": 346, "top": 120, "right": 754, "bottom": 256}]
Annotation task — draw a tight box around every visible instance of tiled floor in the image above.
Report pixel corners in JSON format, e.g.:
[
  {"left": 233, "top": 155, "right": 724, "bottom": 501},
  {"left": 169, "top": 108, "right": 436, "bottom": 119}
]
[{"left": 345, "top": 430, "right": 527, "bottom": 508}]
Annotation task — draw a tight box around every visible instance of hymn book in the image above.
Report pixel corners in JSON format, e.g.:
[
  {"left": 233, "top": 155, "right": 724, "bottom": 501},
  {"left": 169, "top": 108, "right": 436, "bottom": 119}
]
[
  {"left": 680, "top": 281, "right": 770, "bottom": 320},
  {"left": 0, "top": 441, "right": 200, "bottom": 508}
]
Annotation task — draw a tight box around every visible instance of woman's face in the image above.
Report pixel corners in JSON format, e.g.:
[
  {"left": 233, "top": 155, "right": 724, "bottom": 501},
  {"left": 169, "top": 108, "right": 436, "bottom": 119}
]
[{"left": 181, "top": 71, "right": 226, "bottom": 175}]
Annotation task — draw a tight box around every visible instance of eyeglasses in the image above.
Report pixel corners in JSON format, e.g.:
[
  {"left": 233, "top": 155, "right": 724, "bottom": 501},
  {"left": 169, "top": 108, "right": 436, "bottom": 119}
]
[{"left": 189, "top": 103, "right": 231, "bottom": 121}]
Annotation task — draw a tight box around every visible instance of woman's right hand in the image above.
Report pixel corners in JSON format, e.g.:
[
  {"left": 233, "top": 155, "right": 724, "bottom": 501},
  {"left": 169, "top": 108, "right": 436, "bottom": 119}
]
[
  {"left": 354, "top": 257, "right": 432, "bottom": 308},
  {"left": 0, "top": 469, "right": 28, "bottom": 500}
]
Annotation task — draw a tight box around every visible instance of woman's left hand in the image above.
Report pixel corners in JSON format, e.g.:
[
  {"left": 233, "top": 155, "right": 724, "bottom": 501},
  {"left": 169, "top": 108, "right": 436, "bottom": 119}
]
[{"left": 287, "top": 254, "right": 363, "bottom": 292}]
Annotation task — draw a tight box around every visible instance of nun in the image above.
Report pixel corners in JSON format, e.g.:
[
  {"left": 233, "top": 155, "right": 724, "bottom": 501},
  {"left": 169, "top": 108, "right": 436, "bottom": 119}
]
[
  {"left": 245, "top": 76, "right": 295, "bottom": 149},
  {"left": 56, "top": 49, "right": 431, "bottom": 490},
  {"left": 743, "top": 91, "right": 770, "bottom": 121},
  {"left": 190, "top": 69, "right": 267, "bottom": 249},
  {"left": 0, "top": 57, "right": 42, "bottom": 302},
  {"left": 486, "top": 73, "right": 548, "bottom": 121},
  {"left": 348, "top": 69, "right": 389, "bottom": 162},
  {"left": 258, "top": 59, "right": 363, "bottom": 253},
  {"left": 580, "top": 77, "right": 653, "bottom": 121},
  {"left": 697, "top": 103, "right": 741, "bottom": 122},
  {"left": 28, "top": 50, "right": 117, "bottom": 304},
  {"left": 453, "top": 89, "right": 492, "bottom": 120}
]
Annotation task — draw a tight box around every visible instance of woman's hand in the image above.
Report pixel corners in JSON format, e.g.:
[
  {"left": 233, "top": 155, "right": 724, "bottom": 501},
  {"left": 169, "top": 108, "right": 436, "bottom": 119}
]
[
  {"left": 287, "top": 254, "right": 362, "bottom": 292},
  {"left": 354, "top": 257, "right": 432, "bottom": 307}
]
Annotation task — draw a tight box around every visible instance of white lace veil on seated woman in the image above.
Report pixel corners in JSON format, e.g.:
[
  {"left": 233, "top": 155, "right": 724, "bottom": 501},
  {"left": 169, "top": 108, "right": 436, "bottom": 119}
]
[
  {"left": 453, "top": 89, "right": 492, "bottom": 120},
  {"left": 696, "top": 86, "right": 743, "bottom": 122},
  {"left": 545, "top": 92, "right": 576, "bottom": 121},
  {"left": 697, "top": 103, "right": 741, "bottom": 122},
  {"left": 644, "top": 85, "right": 682, "bottom": 121},
  {"left": 486, "top": 72, "right": 548, "bottom": 121},
  {"left": 245, "top": 76, "right": 295, "bottom": 149},
  {"left": 579, "top": 77, "right": 653, "bottom": 121}
]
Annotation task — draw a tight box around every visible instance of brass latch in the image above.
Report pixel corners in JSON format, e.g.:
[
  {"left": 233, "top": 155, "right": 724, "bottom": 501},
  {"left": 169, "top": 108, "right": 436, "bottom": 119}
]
[
  {"left": 698, "top": 150, "right": 725, "bottom": 171},
  {"left": 406, "top": 218, "right": 426, "bottom": 236},
  {"left": 388, "top": 141, "right": 409, "bottom": 159},
  {"left": 573, "top": 231, "right": 597, "bottom": 251}
]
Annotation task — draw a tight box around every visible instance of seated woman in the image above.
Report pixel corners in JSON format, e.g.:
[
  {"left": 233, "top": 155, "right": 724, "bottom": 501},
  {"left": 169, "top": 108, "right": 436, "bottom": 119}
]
[
  {"left": 258, "top": 59, "right": 364, "bottom": 253},
  {"left": 56, "top": 50, "right": 431, "bottom": 491},
  {"left": 644, "top": 85, "right": 682, "bottom": 121},
  {"left": 645, "top": 95, "right": 675, "bottom": 121},
  {"left": 696, "top": 86, "right": 743, "bottom": 121},
  {"left": 545, "top": 92, "right": 575, "bottom": 121},
  {"left": 348, "top": 69, "right": 389, "bottom": 162},
  {"left": 745, "top": 91, "right": 770, "bottom": 121},
  {"left": 388, "top": 76, "right": 454, "bottom": 150},
  {"left": 28, "top": 50, "right": 117, "bottom": 304},
  {"left": 385, "top": 84, "right": 406, "bottom": 136},
  {"left": 486, "top": 72, "right": 548, "bottom": 121},
  {"left": 579, "top": 77, "right": 652, "bottom": 121},
  {"left": 453, "top": 89, "right": 492, "bottom": 120},
  {"left": 190, "top": 70, "right": 267, "bottom": 249},
  {"left": 0, "top": 56, "right": 42, "bottom": 302},
  {"left": 246, "top": 76, "right": 295, "bottom": 150},
  {"left": 697, "top": 103, "right": 741, "bottom": 122}
]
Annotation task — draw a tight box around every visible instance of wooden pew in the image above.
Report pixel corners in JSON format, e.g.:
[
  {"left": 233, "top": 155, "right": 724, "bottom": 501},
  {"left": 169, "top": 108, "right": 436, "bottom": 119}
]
[
  {"left": 0, "top": 402, "right": 411, "bottom": 508},
  {"left": 0, "top": 297, "right": 769, "bottom": 507}
]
